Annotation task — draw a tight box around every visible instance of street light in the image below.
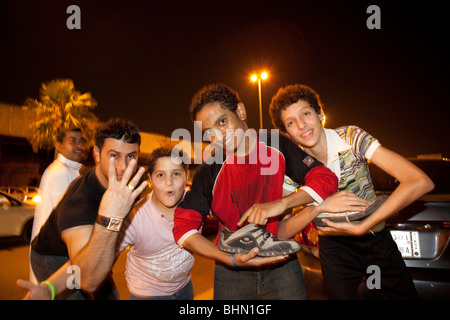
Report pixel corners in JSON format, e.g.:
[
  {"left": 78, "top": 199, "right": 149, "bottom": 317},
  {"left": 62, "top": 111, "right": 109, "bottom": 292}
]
[{"left": 251, "top": 71, "right": 268, "bottom": 129}]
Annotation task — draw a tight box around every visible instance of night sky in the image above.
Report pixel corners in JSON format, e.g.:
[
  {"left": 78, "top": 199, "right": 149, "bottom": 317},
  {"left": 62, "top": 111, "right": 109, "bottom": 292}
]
[{"left": 1, "top": 0, "right": 449, "bottom": 157}]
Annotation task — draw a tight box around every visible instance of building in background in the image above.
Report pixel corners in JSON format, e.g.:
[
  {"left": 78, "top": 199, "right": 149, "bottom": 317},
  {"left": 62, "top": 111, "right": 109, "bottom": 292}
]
[{"left": 0, "top": 102, "right": 205, "bottom": 187}]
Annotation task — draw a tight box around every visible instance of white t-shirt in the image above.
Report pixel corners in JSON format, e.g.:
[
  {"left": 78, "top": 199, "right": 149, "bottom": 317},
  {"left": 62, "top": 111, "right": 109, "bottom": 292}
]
[{"left": 117, "top": 192, "right": 195, "bottom": 297}]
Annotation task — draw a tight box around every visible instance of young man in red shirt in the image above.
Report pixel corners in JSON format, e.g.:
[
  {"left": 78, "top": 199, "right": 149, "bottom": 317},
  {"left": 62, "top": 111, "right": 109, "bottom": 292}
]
[{"left": 172, "top": 83, "right": 341, "bottom": 299}]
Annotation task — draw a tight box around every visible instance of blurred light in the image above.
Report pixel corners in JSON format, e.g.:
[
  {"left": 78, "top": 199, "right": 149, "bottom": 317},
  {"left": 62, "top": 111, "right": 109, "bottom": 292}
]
[
  {"left": 250, "top": 70, "right": 269, "bottom": 129},
  {"left": 32, "top": 195, "right": 41, "bottom": 203},
  {"left": 321, "top": 114, "right": 326, "bottom": 126},
  {"left": 306, "top": 226, "right": 319, "bottom": 245}
]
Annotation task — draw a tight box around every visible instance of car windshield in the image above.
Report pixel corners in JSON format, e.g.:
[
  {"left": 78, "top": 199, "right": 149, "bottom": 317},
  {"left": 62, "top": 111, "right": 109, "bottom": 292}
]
[{"left": 369, "top": 159, "right": 450, "bottom": 194}]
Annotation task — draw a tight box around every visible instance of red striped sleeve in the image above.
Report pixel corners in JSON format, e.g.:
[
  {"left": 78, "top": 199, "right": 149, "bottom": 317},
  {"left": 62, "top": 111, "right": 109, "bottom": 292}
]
[
  {"left": 302, "top": 164, "right": 338, "bottom": 202},
  {"left": 173, "top": 207, "right": 204, "bottom": 246}
]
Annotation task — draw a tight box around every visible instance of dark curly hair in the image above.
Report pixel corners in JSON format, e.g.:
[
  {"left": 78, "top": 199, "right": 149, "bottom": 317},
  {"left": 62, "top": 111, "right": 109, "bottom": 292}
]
[
  {"left": 189, "top": 83, "right": 241, "bottom": 121},
  {"left": 269, "top": 84, "right": 324, "bottom": 132},
  {"left": 147, "top": 147, "right": 188, "bottom": 175},
  {"left": 95, "top": 118, "right": 141, "bottom": 150}
]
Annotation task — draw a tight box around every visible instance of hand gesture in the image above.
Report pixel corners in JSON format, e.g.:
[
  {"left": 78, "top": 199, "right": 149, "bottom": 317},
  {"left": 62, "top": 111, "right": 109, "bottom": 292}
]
[
  {"left": 98, "top": 158, "right": 147, "bottom": 219},
  {"left": 16, "top": 279, "right": 52, "bottom": 300},
  {"left": 238, "top": 200, "right": 284, "bottom": 227}
]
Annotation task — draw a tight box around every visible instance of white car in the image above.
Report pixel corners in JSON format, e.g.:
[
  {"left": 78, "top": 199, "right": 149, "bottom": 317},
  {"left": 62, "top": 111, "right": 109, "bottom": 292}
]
[{"left": 0, "top": 190, "right": 35, "bottom": 243}]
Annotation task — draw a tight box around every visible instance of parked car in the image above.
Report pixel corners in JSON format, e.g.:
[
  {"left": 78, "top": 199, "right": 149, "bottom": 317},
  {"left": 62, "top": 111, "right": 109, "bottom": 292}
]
[
  {"left": 297, "top": 157, "right": 450, "bottom": 299},
  {"left": 0, "top": 190, "right": 35, "bottom": 243},
  {"left": 0, "top": 186, "right": 40, "bottom": 205}
]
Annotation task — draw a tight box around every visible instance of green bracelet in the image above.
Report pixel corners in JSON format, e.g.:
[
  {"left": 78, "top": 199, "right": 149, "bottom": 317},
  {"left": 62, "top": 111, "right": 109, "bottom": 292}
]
[{"left": 41, "top": 280, "right": 56, "bottom": 300}]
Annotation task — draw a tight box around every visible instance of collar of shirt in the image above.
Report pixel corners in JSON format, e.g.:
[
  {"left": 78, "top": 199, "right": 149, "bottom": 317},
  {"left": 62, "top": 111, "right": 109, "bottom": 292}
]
[
  {"left": 324, "top": 128, "right": 351, "bottom": 177},
  {"left": 148, "top": 190, "right": 175, "bottom": 222},
  {"left": 56, "top": 153, "right": 83, "bottom": 171}
]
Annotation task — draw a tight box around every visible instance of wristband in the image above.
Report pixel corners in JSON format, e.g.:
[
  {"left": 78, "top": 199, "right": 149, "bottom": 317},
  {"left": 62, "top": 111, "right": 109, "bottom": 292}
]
[
  {"left": 231, "top": 253, "right": 239, "bottom": 269},
  {"left": 41, "top": 280, "right": 56, "bottom": 300}
]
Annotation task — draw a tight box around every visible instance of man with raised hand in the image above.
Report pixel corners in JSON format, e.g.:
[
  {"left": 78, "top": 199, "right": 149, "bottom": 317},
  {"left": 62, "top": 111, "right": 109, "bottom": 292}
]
[{"left": 18, "top": 118, "right": 147, "bottom": 299}]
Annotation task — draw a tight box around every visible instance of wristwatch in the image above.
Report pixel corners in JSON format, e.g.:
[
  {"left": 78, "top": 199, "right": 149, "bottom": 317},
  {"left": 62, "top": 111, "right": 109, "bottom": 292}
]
[{"left": 95, "top": 215, "right": 123, "bottom": 232}]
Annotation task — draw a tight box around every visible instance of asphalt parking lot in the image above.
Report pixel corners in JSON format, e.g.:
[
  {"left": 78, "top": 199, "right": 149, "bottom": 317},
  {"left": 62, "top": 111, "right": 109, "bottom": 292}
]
[{"left": 0, "top": 237, "right": 215, "bottom": 300}]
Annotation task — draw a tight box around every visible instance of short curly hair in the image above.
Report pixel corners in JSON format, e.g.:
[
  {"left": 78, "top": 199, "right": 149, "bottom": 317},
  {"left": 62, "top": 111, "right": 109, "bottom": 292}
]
[
  {"left": 189, "top": 83, "right": 241, "bottom": 121},
  {"left": 269, "top": 84, "right": 324, "bottom": 132},
  {"left": 95, "top": 118, "right": 141, "bottom": 150}
]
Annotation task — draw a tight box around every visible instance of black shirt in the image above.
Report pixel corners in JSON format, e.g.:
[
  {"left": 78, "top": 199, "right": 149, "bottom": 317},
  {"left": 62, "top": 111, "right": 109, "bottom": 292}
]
[{"left": 32, "top": 167, "right": 105, "bottom": 256}]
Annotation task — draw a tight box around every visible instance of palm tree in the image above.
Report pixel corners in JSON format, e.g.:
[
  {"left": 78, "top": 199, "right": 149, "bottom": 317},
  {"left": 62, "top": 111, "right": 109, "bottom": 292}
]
[{"left": 24, "top": 79, "right": 99, "bottom": 153}]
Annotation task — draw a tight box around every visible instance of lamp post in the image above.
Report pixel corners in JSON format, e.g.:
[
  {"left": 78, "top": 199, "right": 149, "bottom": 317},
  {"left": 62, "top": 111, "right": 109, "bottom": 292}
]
[{"left": 251, "top": 71, "right": 268, "bottom": 130}]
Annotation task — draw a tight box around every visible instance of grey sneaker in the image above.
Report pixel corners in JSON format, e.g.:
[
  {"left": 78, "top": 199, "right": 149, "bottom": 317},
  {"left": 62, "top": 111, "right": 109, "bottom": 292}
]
[
  {"left": 218, "top": 223, "right": 301, "bottom": 257},
  {"left": 314, "top": 195, "right": 388, "bottom": 227}
]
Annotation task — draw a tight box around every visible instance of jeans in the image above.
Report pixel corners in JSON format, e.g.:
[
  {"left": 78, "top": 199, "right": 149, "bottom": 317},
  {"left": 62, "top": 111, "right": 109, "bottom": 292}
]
[
  {"left": 213, "top": 256, "right": 307, "bottom": 300},
  {"left": 30, "top": 248, "right": 119, "bottom": 300},
  {"left": 129, "top": 279, "right": 194, "bottom": 300}
]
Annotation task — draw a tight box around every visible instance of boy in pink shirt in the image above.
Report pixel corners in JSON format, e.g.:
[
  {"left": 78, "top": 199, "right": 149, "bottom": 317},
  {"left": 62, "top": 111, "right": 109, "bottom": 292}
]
[{"left": 117, "top": 147, "right": 194, "bottom": 299}]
